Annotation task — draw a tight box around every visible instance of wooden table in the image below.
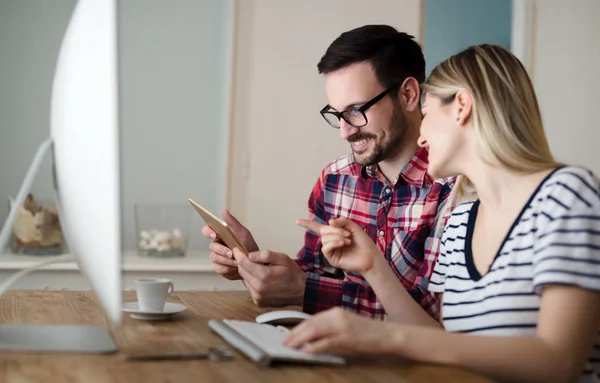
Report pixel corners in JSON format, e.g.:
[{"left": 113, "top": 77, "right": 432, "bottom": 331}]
[{"left": 0, "top": 291, "right": 494, "bottom": 382}]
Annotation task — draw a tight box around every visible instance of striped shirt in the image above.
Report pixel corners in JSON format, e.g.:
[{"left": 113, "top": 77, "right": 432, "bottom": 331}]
[
  {"left": 297, "top": 147, "right": 453, "bottom": 319},
  {"left": 429, "top": 166, "right": 600, "bottom": 382}
]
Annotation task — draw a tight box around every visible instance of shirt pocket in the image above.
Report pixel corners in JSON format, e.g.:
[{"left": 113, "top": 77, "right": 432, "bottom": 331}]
[
  {"left": 388, "top": 226, "right": 429, "bottom": 282},
  {"left": 388, "top": 201, "right": 424, "bottom": 233}
]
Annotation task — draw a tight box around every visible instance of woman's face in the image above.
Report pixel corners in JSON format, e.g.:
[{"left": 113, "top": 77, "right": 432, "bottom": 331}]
[{"left": 418, "top": 93, "right": 470, "bottom": 179}]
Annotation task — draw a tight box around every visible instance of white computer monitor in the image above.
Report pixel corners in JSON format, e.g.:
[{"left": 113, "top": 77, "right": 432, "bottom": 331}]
[{"left": 0, "top": 0, "right": 121, "bottom": 352}]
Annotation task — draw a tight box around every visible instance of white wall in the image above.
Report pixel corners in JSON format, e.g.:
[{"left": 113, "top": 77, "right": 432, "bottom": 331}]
[
  {"left": 228, "top": 0, "right": 422, "bottom": 256},
  {"left": 118, "top": 0, "right": 232, "bottom": 250},
  {"left": 0, "top": 0, "right": 232, "bottom": 252},
  {"left": 0, "top": 0, "right": 76, "bottom": 232},
  {"left": 228, "top": 0, "right": 598, "bottom": 258},
  {"left": 5, "top": 0, "right": 592, "bottom": 263},
  {"left": 531, "top": 0, "right": 599, "bottom": 175}
]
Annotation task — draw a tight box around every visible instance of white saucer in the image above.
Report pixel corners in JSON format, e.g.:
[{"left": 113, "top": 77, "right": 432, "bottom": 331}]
[{"left": 121, "top": 302, "right": 187, "bottom": 321}]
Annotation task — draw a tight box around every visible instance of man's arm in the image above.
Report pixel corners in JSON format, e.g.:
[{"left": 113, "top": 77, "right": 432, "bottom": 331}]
[
  {"left": 294, "top": 170, "right": 348, "bottom": 314},
  {"left": 219, "top": 169, "right": 345, "bottom": 310},
  {"left": 414, "top": 178, "right": 455, "bottom": 317}
]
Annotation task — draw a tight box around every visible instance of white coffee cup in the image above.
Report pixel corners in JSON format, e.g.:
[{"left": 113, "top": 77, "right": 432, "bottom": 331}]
[{"left": 135, "top": 278, "right": 174, "bottom": 312}]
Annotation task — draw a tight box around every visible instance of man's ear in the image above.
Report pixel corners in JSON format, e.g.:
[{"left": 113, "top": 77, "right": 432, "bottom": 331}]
[
  {"left": 455, "top": 90, "right": 473, "bottom": 126},
  {"left": 399, "top": 77, "right": 421, "bottom": 112}
]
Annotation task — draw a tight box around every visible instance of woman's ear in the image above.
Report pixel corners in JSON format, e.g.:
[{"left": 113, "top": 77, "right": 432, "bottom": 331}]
[
  {"left": 400, "top": 77, "right": 421, "bottom": 112},
  {"left": 455, "top": 90, "right": 473, "bottom": 126}
]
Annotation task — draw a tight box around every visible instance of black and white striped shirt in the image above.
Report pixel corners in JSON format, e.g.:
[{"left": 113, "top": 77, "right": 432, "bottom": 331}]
[{"left": 429, "top": 166, "right": 600, "bottom": 382}]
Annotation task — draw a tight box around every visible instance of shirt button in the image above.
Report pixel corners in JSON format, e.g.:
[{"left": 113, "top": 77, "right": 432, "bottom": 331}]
[
  {"left": 385, "top": 188, "right": 391, "bottom": 194},
  {"left": 379, "top": 230, "right": 385, "bottom": 237}
]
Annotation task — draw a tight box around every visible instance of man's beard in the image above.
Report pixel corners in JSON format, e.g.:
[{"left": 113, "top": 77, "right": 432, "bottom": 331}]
[{"left": 349, "top": 106, "right": 409, "bottom": 166}]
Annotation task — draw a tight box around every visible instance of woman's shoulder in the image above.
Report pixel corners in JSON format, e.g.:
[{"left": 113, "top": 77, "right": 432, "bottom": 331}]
[
  {"left": 549, "top": 165, "right": 599, "bottom": 187},
  {"left": 445, "top": 199, "right": 477, "bottom": 230},
  {"left": 537, "top": 165, "right": 600, "bottom": 210},
  {"left": 450, "top": 199, "right": 477, "bottom": 216}
]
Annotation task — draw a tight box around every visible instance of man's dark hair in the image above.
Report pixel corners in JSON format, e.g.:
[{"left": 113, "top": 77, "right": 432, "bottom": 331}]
[{"left": 317, "top": 25, "right": 426, "bottom": 90}]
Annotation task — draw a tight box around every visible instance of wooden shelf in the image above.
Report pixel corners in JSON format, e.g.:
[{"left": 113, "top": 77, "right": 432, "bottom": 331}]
[{"left": 0, "top": 250, "right": 214, "bottom": 272}]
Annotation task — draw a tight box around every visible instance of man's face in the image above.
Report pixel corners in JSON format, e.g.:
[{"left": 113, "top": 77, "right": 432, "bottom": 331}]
[{"left": 324, "top": 62, "right": 409, "bottom": 166}]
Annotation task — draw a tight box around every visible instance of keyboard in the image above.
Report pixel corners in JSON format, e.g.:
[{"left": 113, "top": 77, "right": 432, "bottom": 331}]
[{"left": 208, "top": 319, "right": 346, "bottom": 367}]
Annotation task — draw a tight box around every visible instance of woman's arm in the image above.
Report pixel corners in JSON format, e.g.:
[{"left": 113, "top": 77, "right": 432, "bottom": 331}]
[
  {"left": 398, "top": 285, "right": 599, "bottom": 383},
  {"left": 363, "top": 254, "right": 441, "bottom": 327},
  {"left": 286, "top": 284, "right": 600, "bottom": 383}
]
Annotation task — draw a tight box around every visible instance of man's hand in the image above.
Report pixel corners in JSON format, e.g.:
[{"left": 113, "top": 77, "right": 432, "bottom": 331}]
[
  {"left": 201, "top": 210, "right": 259, "bottom": 281},
  {"left": 232, "top": 248, "right": 306, "bottom": 307}
]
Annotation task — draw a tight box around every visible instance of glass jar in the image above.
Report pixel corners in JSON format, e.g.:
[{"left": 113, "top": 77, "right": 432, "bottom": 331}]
[{"left": 134, "top": 203, "right": 192, "bottom": 258}]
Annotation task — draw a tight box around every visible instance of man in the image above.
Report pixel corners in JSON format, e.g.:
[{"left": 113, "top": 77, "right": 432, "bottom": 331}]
[{"left": 203, "top": 25, "right": 453, "bottom": 320}]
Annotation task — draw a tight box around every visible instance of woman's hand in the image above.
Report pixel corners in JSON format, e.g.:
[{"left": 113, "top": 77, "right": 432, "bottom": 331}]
[
  {"left": 296, "top": 217, "right": 381, "bottom": 273},
  {"left": 282, "top": 307, "right": 401, "bottom": 356}
]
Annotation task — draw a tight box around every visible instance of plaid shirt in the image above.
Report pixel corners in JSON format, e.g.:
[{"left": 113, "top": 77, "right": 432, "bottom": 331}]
[{"left": 295, "top": 147, "right": 453, "bottom": 320}]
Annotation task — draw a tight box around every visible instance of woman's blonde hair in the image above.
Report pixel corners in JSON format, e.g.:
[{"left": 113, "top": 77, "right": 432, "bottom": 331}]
[{"left": 422, "top": 44, "right": 560, "bottom": 205}]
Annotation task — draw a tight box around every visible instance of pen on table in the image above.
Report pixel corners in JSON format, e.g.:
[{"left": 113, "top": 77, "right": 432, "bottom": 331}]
[{"left": 125, "top": 347, "right": 233, "bottom": 362}]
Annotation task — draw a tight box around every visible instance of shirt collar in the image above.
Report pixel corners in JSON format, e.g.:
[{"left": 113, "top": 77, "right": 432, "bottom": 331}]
[{"left": 352, "top": 147, "right": 433, "bottom": 187}]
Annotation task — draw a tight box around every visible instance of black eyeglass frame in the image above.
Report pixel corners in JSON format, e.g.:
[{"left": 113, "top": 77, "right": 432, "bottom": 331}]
[{"left": 319, "top": 87, "right": 396, "bottom": 129}]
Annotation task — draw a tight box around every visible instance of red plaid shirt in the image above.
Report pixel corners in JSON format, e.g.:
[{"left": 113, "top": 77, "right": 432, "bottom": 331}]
[{"left": 295, "top": 147, "right": 453, "bottom": 320}]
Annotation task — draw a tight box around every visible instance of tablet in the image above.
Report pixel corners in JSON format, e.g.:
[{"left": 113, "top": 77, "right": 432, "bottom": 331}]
[{"left": 187, "top": 198, "right": 249, "bottom": 255}]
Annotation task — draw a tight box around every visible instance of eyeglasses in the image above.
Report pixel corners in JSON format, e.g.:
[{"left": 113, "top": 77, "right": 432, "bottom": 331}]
[{"left": 319, "top": 87, "right": 394, "bottom": 129}]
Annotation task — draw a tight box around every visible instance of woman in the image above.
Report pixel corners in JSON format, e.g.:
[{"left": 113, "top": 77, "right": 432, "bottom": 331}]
[{"left": 283, "top": 44, "right": 600, "bottom": 383}]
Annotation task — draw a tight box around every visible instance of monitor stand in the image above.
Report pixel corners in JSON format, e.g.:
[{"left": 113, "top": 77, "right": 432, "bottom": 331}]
[
  {"left": 0, "top": 324, "right": 117, "bottom": 353},
  {"left": 0, "top": 139, "right": 118, "bottom": 353}
]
